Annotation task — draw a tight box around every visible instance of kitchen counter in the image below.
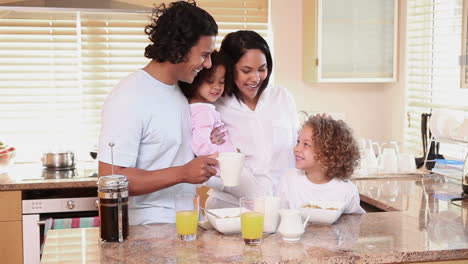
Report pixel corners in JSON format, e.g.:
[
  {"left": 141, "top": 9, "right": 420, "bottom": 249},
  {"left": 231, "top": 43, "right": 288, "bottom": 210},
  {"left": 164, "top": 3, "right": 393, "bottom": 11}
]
[
  {"left": 41, "top": 174, "right": 468, "bottom": 263},
  {"left": 0, "top": 163, "right": 98, "bottom": 191}
]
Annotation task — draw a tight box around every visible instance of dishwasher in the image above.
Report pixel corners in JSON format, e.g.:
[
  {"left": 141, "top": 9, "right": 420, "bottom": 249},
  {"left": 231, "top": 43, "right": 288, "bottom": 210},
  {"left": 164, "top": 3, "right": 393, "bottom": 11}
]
[{"left": 22, "top": 188, "right": 98, "bottom": 264}]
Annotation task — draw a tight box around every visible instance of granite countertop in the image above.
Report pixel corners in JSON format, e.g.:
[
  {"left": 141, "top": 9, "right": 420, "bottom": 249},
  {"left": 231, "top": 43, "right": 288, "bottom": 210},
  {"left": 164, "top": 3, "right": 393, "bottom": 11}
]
[
  {"left": 0, "top": 163, "right": 98, "bottom": 190},
  {"left": 41, "top": 174, "right": 468, "bottom": 263}
]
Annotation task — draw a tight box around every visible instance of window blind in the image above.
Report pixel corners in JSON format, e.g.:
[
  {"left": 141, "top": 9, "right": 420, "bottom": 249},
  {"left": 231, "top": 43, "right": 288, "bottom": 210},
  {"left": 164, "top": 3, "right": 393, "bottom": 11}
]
[
  {"left": 0, "top": 0, "right": 269, "bottom": 162},
  {"left": 405, "top": 0, "right": 468, "bottom": 159}
]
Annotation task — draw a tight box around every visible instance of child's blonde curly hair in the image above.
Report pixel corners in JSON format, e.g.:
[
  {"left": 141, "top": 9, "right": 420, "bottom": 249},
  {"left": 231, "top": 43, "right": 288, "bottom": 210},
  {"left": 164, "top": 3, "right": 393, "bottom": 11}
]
[{"left": 303, "top": 116, "right": 360, "bottom": 180}]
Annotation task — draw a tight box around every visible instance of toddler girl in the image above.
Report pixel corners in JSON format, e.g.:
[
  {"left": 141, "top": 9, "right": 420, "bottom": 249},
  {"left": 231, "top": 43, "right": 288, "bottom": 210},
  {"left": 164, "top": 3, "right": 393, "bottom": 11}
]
[
  {"left": 180, "top": 51, "right": 236, "bottom": 156},
  {"left": 276, "top": 115, "right": 365, "bottom": 214}
]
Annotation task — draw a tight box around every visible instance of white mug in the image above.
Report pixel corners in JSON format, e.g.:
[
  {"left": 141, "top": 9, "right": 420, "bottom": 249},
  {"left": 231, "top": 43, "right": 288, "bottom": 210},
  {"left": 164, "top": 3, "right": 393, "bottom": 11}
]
[
  {"left": 262, "top": 196, "right": 281, "bottom": 233},
  {"left": 379, "top": 148, "right": 398, "bottom": 173},
  {"left": 398, "top": 153, "right": 416, "bottom": 173},
  {"left": 217, "top": 152, "right": 244, "bottom": 186}
]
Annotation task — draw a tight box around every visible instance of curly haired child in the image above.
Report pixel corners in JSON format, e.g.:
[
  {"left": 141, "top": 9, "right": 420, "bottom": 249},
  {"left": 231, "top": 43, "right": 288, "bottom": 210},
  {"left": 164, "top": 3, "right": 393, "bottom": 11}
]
[{"left": 276, "top": 115, "right": 365, "bottom": 214}]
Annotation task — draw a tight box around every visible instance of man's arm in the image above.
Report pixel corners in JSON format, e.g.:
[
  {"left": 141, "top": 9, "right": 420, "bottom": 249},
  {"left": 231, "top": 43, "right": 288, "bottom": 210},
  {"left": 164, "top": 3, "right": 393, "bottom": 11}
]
[{"left": 98, "top": 155, "right": 218, "bottom": 196}]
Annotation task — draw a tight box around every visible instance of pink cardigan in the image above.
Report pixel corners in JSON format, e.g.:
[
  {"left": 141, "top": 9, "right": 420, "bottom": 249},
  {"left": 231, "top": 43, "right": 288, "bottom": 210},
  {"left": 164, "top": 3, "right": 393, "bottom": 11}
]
[{"left": 190, "top": 103, "right": 236, "bottom": 156}]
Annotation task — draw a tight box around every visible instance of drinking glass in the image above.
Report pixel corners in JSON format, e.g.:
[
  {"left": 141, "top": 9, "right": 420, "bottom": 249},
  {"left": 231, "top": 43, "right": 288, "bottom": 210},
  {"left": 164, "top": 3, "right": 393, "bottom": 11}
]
[
  {"left": 261, "top": 196, "right": 280, "bottom": 233},
  {"left": 240, "top": 197, "right": 265, "bottom": 245},
  {"left": 175, "top": 193, "right": 199, "bottom": 241}
]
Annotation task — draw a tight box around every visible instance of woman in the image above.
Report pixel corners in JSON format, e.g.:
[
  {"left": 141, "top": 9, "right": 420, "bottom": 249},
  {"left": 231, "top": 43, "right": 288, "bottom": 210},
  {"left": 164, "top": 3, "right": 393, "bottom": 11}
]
[{"left": 205, "top": 30, "right": 299, "bottom": 209}]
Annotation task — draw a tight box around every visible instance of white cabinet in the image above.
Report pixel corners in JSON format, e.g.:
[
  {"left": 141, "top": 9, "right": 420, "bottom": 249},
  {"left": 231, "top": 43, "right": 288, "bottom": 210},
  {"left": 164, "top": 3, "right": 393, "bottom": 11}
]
[{"left": 303, "top": 0, "right": 398, "bottom": 82}]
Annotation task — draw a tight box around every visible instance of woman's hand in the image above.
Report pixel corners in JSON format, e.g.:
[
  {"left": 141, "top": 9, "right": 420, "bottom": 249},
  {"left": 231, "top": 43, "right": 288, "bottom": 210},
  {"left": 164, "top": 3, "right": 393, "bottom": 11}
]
[{"left": 210, "top": 126, "right": 226, "bottom": 145}]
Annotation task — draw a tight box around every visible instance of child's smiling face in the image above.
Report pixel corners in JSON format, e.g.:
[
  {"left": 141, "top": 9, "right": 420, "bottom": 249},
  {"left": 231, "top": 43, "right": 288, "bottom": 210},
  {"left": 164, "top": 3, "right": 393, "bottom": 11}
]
[
  {"left": 294, "top": 125, "right": 321, "bottom": 172},
  {"left": 193, "top": 65, "right": 225, "bottom": 103}
]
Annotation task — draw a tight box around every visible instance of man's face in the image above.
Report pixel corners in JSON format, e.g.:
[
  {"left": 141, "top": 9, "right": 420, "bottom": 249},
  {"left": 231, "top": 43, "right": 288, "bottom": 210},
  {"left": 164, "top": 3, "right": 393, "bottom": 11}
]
[{"left": 176, "top": 35, "right": 216, "bottom": 83}]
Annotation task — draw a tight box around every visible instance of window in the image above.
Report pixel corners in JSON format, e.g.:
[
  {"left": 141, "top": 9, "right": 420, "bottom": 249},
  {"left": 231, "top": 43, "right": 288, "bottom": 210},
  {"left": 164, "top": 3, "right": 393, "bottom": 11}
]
[
  {"left": 0, "top": 0, "right": 269, "bottom": 163},
  {"left": 405, "top": 0, "right": 468, "bottom": 159}
]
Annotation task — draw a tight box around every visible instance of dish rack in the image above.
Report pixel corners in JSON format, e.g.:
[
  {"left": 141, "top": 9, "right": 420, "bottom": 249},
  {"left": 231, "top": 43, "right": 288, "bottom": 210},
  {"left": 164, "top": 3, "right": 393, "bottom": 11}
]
[{"left": 423, "top": 136, "right": 468, "bottom": 182}]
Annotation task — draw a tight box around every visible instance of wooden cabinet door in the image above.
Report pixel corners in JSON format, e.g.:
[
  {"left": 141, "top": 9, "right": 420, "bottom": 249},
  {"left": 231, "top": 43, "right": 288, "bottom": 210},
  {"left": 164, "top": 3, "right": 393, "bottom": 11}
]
[
  {"left": 0, "top": 191, "right": 23, "bottom": 263},
  {"left": 0, "top": 191, "right": 21, "bottom": 221},
  {"left": 0, "top": 221, "right": 23, "bottom": 264}
]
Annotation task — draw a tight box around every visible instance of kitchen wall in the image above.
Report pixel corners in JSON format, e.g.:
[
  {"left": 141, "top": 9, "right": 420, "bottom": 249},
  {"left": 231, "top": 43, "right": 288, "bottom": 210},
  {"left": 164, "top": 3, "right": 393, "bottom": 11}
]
[{"left": 270, "top": 0, "right": 407, "bottom": 144}]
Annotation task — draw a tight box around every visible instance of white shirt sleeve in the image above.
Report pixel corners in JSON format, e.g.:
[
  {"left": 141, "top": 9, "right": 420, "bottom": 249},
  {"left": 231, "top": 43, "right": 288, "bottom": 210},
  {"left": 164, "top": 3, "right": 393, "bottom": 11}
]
[
  {"left": 204, "top": 175, "right": 224, "bottom": 191},
  {"left": 343, "top": 186, "right": 366, "bottom": 214},
  {"left": 275, "top": 172, "right": 292, "bottom": 209},
  {"left": 98, "top": 90, "right": 143, "bottom": 167},
  {"left": 223, "top": 166, "right": 272, "bottom": 198}
]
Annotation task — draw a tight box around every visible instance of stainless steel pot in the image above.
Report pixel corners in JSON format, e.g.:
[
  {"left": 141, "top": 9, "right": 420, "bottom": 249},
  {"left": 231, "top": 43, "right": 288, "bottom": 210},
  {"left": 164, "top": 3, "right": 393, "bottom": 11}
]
[
  {"left": 41, "top": 152, "right": 75, "bottom": 168},
  {"left": 42, "top": 168, "right": 76, "bottom": 179}
]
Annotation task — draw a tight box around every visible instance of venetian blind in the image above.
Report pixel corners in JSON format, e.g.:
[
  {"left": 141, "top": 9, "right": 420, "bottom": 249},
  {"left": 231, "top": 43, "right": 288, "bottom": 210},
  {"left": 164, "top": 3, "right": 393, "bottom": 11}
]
[
  {"left": 0, "top": 0, "right": 269, "bottom": 162},
  {"left": 405, "top": 0, "right": 468, "bottom": 159}
]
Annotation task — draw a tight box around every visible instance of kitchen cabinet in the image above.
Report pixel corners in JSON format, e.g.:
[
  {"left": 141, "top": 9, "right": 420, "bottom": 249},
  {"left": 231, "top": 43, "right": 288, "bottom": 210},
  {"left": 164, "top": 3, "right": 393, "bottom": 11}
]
[
  {"left": 303, "top": 0, "right": 397, "bottom": 82},
  {"left": 0, "top": 191, "right": 22, "bottom": 264}
]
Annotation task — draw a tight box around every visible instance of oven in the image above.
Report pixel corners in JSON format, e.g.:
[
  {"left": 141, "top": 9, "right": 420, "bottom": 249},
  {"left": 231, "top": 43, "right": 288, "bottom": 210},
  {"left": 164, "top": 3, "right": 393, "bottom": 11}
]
[{"left": 22, "top": 188, "right": 98, "bottom": 264}]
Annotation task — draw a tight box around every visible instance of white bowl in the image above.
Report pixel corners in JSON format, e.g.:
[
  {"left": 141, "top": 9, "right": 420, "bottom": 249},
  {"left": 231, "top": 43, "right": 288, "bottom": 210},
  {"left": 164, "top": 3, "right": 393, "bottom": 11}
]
[
  {"left": 205, "top": 208, "right": 241, "bottom": 234},
  {"left": 300, "top": 201, "right": 346, "bottom": 225}
]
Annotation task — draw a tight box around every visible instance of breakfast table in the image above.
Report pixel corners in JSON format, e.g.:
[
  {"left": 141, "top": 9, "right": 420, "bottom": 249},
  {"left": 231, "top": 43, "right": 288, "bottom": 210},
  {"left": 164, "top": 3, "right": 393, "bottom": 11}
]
[{"left": 41, "top": 174, "right": 468, "bottom": 264}]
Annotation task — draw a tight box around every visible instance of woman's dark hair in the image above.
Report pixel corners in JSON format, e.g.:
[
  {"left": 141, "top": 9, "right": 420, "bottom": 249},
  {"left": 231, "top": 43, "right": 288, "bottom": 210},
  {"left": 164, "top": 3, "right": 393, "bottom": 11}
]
[
  {"left": 179, "top": 50, "right": 226, "bottom": 99},
  {"left": 144, "top": 0, "right": 218, "bottom": 63},
  {"left": 303, "top": 116, "right": 360, "bottom": 180},
  {"left": 219, "top": 30, "right": 273, "bottom": 101}
]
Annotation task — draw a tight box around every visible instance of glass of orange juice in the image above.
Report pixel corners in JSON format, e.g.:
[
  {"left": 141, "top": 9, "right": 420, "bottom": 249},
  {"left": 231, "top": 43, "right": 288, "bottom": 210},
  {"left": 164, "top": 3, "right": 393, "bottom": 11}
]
[
  {"left": 240, "top": 197, "right": 265, "bottom": 245},
  {"left": 175, "top": 193, "right": 199, "bottom": 241}
]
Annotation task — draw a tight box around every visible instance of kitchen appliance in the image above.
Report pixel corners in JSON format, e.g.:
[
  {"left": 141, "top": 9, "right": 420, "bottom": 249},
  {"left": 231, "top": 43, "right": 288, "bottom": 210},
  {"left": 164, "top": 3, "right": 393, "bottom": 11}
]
[
  {"left": 463, "top": 154, "right": 468, "bottom": 194},
  {"left": 98, "top": 175, "right": 129, "bottom": 242},
  {"left": 98, "top": 142, "right": 129, "bottom": 242},
  {"left": 22, "top": 188, "right": 98, "bottom": 264},
  {"left": 41, "top": 151, "right": 75, "bottom": 169},
  {"left": 41, "top": 168, "right": 76, "bottom": 179}
]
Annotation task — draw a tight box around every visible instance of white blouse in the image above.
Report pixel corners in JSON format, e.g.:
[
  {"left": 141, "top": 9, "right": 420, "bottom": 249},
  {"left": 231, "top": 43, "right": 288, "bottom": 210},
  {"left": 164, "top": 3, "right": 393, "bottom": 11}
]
[{"left": 207, "top": 84, "right": 299, "bottom": 204}]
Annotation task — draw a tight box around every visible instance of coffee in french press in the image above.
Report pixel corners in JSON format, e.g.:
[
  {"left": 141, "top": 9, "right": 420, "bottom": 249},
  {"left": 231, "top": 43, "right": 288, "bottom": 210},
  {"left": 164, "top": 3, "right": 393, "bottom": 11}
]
[{"left": 98, "top": 174, "right": 129, "bottom": 242}]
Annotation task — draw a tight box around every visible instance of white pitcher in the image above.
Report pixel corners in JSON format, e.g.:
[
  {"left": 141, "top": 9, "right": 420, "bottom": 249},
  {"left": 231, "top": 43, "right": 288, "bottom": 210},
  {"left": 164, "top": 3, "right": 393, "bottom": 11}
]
[{"left": 277, "top": 209, "right": 308, "bottom": 242}]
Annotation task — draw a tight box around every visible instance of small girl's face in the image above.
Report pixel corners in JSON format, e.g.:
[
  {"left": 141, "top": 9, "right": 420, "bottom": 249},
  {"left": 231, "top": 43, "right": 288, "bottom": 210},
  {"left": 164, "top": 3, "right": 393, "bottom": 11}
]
[
  {"left": 193, "top": 65, "right": 225, "bottom": 103},
  {"left": 294, "top": 125, "right": 321, "bottom": 172}
]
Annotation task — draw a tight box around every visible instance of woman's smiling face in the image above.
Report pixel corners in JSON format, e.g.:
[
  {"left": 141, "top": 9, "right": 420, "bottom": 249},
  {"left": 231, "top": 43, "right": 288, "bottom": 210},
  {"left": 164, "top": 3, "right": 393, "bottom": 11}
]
[{"left": 234, "top": 49, "right": 268, "bottom": 102}]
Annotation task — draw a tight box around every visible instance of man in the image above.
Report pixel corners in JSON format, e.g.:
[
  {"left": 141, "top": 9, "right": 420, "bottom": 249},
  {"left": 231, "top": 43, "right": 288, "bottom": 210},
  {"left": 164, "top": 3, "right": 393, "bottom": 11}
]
[{"left": 98, "top": 0, "right": 218, "bottom": 225}]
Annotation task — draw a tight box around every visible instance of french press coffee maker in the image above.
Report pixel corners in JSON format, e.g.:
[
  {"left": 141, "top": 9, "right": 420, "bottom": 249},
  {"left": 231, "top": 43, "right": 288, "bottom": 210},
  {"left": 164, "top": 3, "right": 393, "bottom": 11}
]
[{"left": 97, "top": 143, "right": 129, "bottom": 242}]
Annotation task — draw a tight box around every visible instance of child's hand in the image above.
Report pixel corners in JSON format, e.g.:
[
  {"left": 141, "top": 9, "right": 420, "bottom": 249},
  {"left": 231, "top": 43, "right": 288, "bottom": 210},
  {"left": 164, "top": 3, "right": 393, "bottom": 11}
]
[{"left": 210, "top": 126, "right": 226, "bottom": 145}]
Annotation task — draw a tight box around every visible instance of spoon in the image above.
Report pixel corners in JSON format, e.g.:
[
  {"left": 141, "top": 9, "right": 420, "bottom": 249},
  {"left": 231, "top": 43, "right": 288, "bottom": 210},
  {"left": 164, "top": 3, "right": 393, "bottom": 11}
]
[
  {"left": 200, "top": 207, "right": 223, "bottom": 218},
  {"left": 303, "top": 210, "right": 312, "bottom": 229}
]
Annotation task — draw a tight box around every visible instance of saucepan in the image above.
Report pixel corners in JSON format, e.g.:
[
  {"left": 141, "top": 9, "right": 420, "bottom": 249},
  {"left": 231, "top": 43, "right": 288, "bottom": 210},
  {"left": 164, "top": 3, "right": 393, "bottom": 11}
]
[{"left": 41, "top": 151, "right": 75, "bottom": 169}]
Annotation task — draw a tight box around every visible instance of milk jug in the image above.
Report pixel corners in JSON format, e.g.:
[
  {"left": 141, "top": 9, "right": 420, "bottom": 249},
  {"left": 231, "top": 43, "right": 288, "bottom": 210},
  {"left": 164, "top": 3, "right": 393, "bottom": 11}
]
[{"left": 277, "top": 209, "right": 307, "bottom": 241}]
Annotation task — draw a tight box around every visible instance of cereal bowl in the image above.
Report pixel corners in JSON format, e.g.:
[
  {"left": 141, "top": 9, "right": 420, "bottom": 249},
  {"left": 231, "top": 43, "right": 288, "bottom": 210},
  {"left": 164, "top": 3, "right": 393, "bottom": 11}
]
[
  {"left": 205, "top": 207, "right": 241, "bottom": 234},
  {"left": 300, "top": 201, "right": 346, "bottom": 225}
]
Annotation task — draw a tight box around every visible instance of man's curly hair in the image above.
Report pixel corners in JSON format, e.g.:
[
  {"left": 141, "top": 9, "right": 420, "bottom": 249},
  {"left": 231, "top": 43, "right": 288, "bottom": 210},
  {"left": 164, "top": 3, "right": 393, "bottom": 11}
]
[
  {"left": 304, "top": 116, "right": 360, "bottom": 180},
  {"left": 144, "top": 0, "right": 218, "bottom": 63}
]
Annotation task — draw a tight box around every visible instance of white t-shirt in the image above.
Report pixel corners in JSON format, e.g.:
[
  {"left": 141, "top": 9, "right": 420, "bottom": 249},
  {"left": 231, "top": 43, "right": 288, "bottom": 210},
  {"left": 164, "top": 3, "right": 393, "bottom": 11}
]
[
  {"left": 98, "top": 69, "right": 195, "bottom": 225},
  {"left": 276, "top": 169, "right": 365, "bottom": 214},
  {"left": 207, "top": 85, "right": 299, "bottom": 206}
]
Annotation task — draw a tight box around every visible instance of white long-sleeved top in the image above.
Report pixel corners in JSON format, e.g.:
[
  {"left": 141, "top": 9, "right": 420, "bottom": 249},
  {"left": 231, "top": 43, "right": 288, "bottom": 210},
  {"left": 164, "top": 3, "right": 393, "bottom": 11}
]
[
  {"left": 276, "top": 169, "right": 366, "bottom": 214},
  {"left": 206, "top": 85, "right": 299, "bottom": 205}
]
